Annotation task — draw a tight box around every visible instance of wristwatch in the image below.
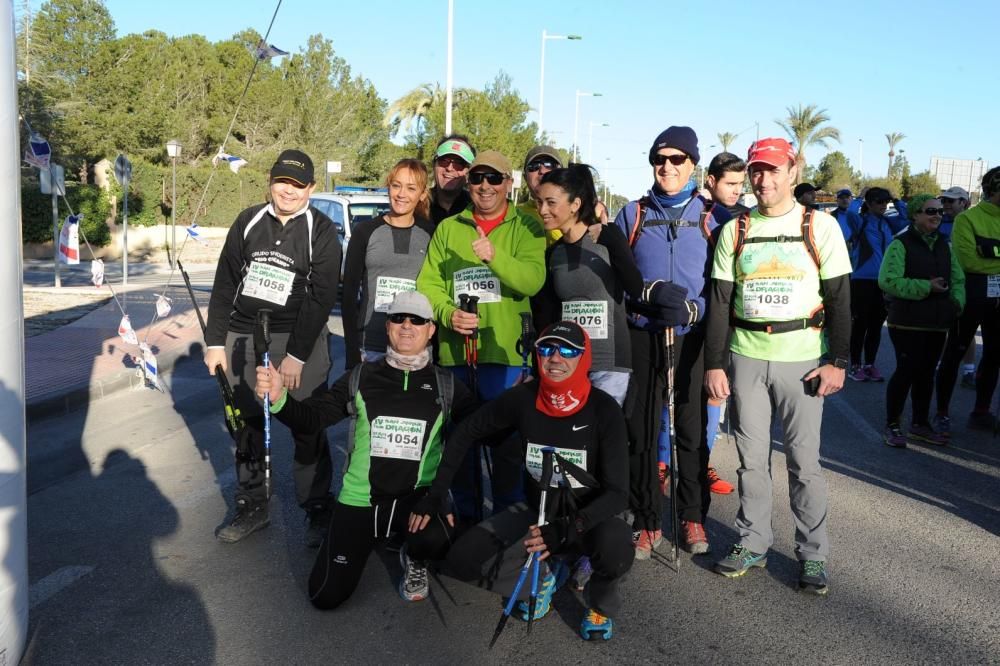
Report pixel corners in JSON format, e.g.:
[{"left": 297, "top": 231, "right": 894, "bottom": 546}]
[{"left": 832, "top": 357, "right": 849, "bottom": 370}]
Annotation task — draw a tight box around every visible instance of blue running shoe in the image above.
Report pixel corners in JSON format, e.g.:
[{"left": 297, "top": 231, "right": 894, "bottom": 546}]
[
  {"left": 516, "top": 560, "right": 568, "bottom": 621},
  {"left": 580, "top": 608, "right": 613, "bottom": 641}
]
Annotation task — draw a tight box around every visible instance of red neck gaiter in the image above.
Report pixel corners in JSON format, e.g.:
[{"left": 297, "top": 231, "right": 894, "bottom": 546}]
[{"left": 535, "top": 341, "right": 592, "bottom": 418}]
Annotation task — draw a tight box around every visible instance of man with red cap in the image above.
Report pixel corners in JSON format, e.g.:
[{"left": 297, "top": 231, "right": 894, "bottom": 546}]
[
  {"left": 409, "top": 321, "right": 632, "bottom": 641},
  {"left": 704, "top": 138, "right": 852, "bottom": 595}
]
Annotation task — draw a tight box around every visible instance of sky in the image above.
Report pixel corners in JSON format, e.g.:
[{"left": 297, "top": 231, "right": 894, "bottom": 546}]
[{"left": 43, "top": 0, "right": 1000, "bottom": 197}]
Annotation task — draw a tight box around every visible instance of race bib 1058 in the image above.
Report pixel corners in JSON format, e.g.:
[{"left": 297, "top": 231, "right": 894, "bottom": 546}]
[{"left": 241, "top": 261, "right": 295, "bottom": 306}]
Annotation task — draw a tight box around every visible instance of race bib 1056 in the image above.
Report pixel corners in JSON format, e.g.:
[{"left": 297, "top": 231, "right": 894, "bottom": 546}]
[{"left": 453, "top": 266, "right": 501, "bottom": 304}]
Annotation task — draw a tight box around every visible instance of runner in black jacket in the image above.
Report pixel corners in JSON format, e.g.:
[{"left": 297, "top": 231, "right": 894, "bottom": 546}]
[
  {"left": 409, "top": 321, "right": 632, "bottom": 641},
  {"left": 204, "top": 150, "right": 340, "bottom": 546},
  {"left": 256, "top": 291, "right": 478, "bottom": 608}
]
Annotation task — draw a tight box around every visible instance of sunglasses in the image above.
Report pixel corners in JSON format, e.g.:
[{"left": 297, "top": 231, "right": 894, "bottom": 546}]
[
  {"left": 939, "top": 197, "right": 957, "bottom": 203},
  {"left": 387, "top": 313, "right": 430, "bottom": 326},
  {"left": 468, "top": 171, "right": 506, "bottom": 185},
  {"left": 525, "top": 160, "right": 558, "bottom": 173},
  {"left": 536, "top": 342, "right": 584, "bottom": 359},
  {"left": 651, "top": 154, "right": 689, "bottom": 166},
  {"left": 436, "top": 156, "right": 469, "bottom": 170},
  {"left": 921, "top": 207, "right": 945, "bottom": 216}
]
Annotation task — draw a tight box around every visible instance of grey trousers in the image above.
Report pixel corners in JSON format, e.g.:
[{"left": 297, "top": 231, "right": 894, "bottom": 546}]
[
  {"left": 223, "top": 328, "right": 333, "bottom": 508},
  {"left": 729, "top": 353, "right": 829, "bottom": 561}
]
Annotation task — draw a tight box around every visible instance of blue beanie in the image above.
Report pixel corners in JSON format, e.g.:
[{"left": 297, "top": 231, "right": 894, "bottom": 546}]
[{"left": 649, "top": 126, "right": 700, "bottom": 165}]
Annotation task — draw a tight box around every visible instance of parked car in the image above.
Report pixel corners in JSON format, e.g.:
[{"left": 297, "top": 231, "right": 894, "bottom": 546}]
[{"left": 310, "top": 187, "right": 391, "bottom": 279}]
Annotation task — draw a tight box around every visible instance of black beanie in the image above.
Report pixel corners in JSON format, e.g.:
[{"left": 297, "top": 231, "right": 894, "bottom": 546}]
[{"left": 648, "top": 126, "right": 700, "bottom": 165}]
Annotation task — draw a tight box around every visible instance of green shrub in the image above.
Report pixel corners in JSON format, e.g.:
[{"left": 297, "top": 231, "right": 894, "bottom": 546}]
[{"left": 21, "top": 179, "right": 112, "bottom": 247}]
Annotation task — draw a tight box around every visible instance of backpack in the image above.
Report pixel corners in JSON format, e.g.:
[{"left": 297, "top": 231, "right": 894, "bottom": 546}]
[
  {"left": 627, "top": 195, "right": 716, "bottom": 249},
  {"left": 344, "top": 362, "right": 455, "bottom": 461},
  {"left": 729, "top": 207, "right": 826, "bottom": 334}
]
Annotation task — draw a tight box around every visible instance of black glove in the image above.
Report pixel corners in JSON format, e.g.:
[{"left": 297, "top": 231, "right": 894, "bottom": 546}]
[
  {"left": 643, "top": 280, "right": 698, "bottom": 327},
  {"left": 539, "top": 515, "right": 584, "bottom": 552},
  {"left": 411, "top": 494, "right": 448, "bottom": 518}
]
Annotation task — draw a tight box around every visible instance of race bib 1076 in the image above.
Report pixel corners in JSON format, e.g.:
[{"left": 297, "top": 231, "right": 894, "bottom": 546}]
[{"left": 562, "top": 301, "right": 608, "bottom": 339}]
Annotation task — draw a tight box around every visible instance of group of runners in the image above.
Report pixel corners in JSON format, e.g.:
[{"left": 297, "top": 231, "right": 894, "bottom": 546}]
[{"left": 200, "top": 130, "right": 1000, "bottom": 642}]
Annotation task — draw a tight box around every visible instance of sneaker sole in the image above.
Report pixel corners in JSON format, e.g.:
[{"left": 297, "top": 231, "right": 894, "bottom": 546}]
[
  {"left": 215, "top": 517, "right": 270, "bottom": 543},
  {"left": 883, "top": 438, "right": 907, "bottom": 449},
  {"left": 683, "top": 541, "right": 711, "bottom": 555},
  {"left": 581, "top": 628, "right": 613, "bottom": 641},
  {"left": 798, "top": 582, "right": 829, "bottom": 596},
  {"left": 709, "top": 483, "right": 734, "bottom": 495},
  {"left": 714, "top": 557, "right": 767, "bottom": 578},
  {"left": 398, "top": 549, "right": 429, "bottom": 602},
  {"left": 906, "top": 433, "right": 947, "bottom": 446},
  {"left": 633, "top": 547, "right": 652, "bottom": 561}
]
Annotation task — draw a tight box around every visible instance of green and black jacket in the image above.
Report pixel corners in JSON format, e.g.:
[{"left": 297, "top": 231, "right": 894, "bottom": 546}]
[{"left": 271, "top": 360, "right": 477, "bottom": 507}]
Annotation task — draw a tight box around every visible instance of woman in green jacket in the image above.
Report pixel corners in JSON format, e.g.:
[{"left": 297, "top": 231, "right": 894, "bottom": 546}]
[{"left": 878, "top": 195, "right": 965, "bottom": 448}]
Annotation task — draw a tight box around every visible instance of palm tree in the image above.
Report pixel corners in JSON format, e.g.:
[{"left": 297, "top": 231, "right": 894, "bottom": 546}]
[
  {"left": 886, "top": 132, "right": 906, "bottom": 178},
  {"left": 717, "top": 132, "right": 737, "bottom": 153},
  {"left": 776, "top": 105, "right": 841, "bottom": 183},
  {"left": 383, "top": 83, "right": 442, "bottom": 150}
]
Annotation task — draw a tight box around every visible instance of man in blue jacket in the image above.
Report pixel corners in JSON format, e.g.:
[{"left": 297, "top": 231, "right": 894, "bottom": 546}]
[
  {"left": 613, "top": 126, "right": 730, "bottom": 559},
  {"left": 831, "top": 189, "right": 863, "bottom": 245}
]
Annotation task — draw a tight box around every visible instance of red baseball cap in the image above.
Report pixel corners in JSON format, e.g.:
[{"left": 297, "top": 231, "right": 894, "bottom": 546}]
[{"left": 747, "top": 138, "right": 796, "bottom": 168}]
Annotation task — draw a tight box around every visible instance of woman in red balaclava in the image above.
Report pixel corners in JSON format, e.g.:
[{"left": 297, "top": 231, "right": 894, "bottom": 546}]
[{"left": 408, "top": 321, "right": 633, "bottom": 642}]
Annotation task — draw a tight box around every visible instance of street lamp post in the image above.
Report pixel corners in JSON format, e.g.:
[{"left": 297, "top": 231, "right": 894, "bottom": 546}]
[
  {"left": 538, "top": 30, "right": 581, "bottom": 136},
  {"left": 445, "top": 0, "right": 454, "bottom": 134},
  {"left": 166, "top": 139, "right": 181, "bottom": 269},
  {"left": 858, "top": 139, "right": 864, "bottom": 177},
  {"left": 587, "top": 121, "right": 609, "bottom": 164},
  {"left": 573, "top": 91, "right": 602, "bottom": 162}
]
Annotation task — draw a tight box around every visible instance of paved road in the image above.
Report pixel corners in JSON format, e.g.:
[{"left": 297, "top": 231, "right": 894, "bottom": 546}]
[{"left": 22, "top": 327, "right": 1000, "bottom": 664}]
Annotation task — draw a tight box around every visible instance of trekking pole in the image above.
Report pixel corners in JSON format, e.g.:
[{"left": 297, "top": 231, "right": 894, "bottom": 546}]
[
  {"left": 459, "top": 293, "right": 485, "bottom": 522},
  {"left": 489, "top": 448, "right": 554, "bottom": 649},
  {"left": 665, "top": 327, "right": 680, "bottom": 571},
  {"left": 516, "top": 312, "right": 534, "bottom": 382},
  {"left": 178, "top": 260, "right": 244, "bottom": 438},
  {"left": 254, "top": 309, "right": 273, "bottom": 501}
]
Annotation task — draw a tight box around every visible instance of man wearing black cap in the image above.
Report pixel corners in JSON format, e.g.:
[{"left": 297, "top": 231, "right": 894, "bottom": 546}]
[
  {"left": 612, "top": 126, "right": 730, "bottom": 559},
  {"left": 794, "top": 183, "right": 820, "bottom": 209},
  {"left": 205, "top": 148, "right": 341, "bottom": 545}
]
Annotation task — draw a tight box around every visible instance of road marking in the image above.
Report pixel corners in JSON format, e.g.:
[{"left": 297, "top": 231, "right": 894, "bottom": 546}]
[{"left": 30, "top": 565, "right": 95, "bottom": 609}]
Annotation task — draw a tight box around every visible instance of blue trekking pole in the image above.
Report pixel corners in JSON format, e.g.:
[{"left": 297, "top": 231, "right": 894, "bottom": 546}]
[
  {"left": 254, "top": 309, "right": 273, "bottom": 501},
  {"left": 517, "top": 312, "right": 534, "bottom": 382},
  {"left": 489, "top": 447, "right": 554, "bottom": 648}
]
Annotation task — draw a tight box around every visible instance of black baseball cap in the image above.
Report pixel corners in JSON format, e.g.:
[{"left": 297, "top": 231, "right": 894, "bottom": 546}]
[
  {"left": 271, "top": 149, "right": 315, "bottom": 186},
  {"left": 536, "top": 321, "right": 588, "bottom": 350},
  {"left": 794, "top": 183, "right": 818, "bottom": 198}
]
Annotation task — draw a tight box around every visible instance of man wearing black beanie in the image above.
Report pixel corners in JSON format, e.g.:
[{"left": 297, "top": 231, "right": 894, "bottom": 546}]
[{"left": 612, "top": 126, "right": 730, "bottom": 559}]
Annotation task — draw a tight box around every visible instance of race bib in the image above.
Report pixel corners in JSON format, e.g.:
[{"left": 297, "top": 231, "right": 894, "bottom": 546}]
[
  {"left": 370, "top": 416, "right": 426, "bottom": 461},
  {"left": 241, "top": 262, "right": 295, "bottom": 306},
  {"left": 525, "top": 443, "right": 588, "bottom": 489},
  {"left": 453, "top": 266, "right": 501, "bottom": 304},
  {"left": 562, "top": 301, "right": 608, "bottom": 340},
  {"left": 742, "top": 278, "right": 798, "bottom": 319},
  {"left": 988, "top": 275, "right": 1000, "bottom": 298},
  {"left": 373, "top": 276, "right": 417, "bottom": 312}
]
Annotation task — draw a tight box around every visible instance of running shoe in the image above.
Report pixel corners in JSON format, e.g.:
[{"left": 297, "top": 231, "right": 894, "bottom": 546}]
[
  {"left": 968, "top": 411, "right": 995, "bottom": 431},
  {"left": 907, "top": 424, "right": 948, "bottom": 446},
  {"left": 580, "top": 608, "right": 614, "bottom": 641},
  {"left": 304, "top": 500, "right": 332, "bottom": 549},
  {"left": 714, "top": 544, "right": 767, "bottom": 578},
  {"left": 398, "top": 544, "right": 429, "bottom": 602},
  {"left": 658, "top": 462, "right": 669, "bottom": 496},
  {"left": 848, "top": 365, "right": 868, "bottom": 382},
  {"left": 932, "top": 414, "right": 951, "bottom": 439},
  {"left": 798, "top": 560, "right": 829, "bottom": 596},
  {"left": 681, "top": 520, "right": 710, "bottom": 555},
  {"left": 707, "top": 466, "right": 734, "bottom": 494},
  {"left": 884, "top": 424, "right": 907, "bottom": 448},
  {"left": 864, "top": 365, "right": 885, "bottom": 382},
  {"left": 633, "top": 529, "right": 663, "bottom": 561},
  {"left": 515, "top": 560, "right": 568, "bottom": 621}
]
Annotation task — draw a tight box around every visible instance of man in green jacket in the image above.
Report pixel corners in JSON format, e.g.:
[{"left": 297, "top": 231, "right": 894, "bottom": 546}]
[
  {"left": 934, "top": 166, "right": 1000, "bottom": 432},
  {"left": 417, "top": 149, "right": 546, "bottom": 522}
]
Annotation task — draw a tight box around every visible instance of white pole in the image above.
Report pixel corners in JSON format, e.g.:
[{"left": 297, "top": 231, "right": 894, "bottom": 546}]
[
  {"left": 573, "top": 91, "right": 581, "bottom": 162},
  {"left": 588, "top": 121, "right": 594, "bottom": 164},
  {"left": 170, "top": 156, "right": 177, "bottom": 269},
  {"left": 122, "top": 178, "right": 128, "bottom": 287},
  {"left": 444, "top": 0, "right": 454, "bottom": 135},
  {"left": 538, "top": 29, "right": 547, "bottom": 136},
  {"left": 0, "top": 1, "right": 30, "bottom": 662},
  {"left": 51, "top": 174, "right": 59, "bottom": 287}
]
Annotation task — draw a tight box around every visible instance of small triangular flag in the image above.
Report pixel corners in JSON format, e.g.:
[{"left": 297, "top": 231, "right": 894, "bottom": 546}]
[
  {"left": 156, "top": 295, "right": 172, "bottom": 318},
  {"left": 118, "top": 314, "right": 138, "bottom": 346}
]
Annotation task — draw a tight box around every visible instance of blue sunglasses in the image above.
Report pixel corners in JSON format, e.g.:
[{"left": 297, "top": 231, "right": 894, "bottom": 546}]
[{"left": 536, "top": 342, "right": 584, "bottom": 359}]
